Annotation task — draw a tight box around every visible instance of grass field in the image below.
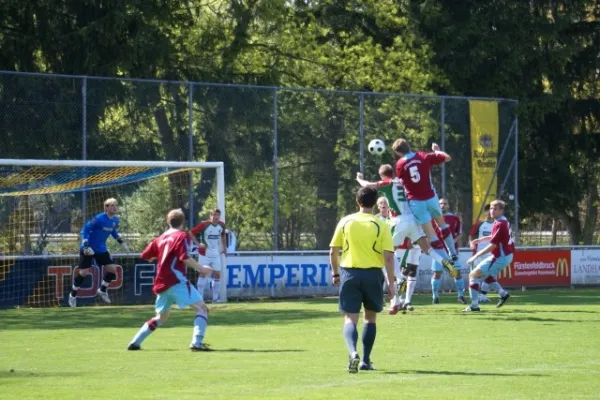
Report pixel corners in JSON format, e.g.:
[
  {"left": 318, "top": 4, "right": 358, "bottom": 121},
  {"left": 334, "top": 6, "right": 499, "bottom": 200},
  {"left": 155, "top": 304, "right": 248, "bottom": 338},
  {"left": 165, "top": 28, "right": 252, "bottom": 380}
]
[{"left": 1, "top": 289, "right": 600, "bottom": 400}]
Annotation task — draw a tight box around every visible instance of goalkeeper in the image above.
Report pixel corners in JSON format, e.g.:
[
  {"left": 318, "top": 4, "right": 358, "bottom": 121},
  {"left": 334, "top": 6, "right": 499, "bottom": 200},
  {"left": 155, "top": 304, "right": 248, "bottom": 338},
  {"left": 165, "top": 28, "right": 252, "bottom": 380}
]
[{"left": 68, "top": 198, "right": 129, "bottom": 307}]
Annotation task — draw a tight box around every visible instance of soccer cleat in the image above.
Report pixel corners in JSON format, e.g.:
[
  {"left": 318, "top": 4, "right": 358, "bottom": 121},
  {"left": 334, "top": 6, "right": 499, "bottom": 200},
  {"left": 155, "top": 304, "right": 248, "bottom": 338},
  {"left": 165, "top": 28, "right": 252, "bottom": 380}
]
[
  {"left": 68, "top": 294, "right": 77, "bottom": 308},
  {"left": 458, "top": 296, "right": 467, "bottom": 304},
  {"left": 402, "top": 302, "right": 414, "bottom": 312},
  {"left": 127, "top": 343, "right": 141, "bottom": 351},
  {"left": 347, "top": 353, "right": 360, "bottom": 374},
  {"left": 432, "top": 297, "right": 440, "bottom": 305},
  {"left": 441, "top": 259, "right": 459, "bottom": 278},
  {"left": 359, "top": 361, "right": 376, "bottom": 371},
  {"left": 96, "top": 289, "right": 111, "bottom": 304},
  {"left": 462, "top": 306, "right": 481, "bottom": 312},
  {"left": 398, "top": 279, "right": 407, "bottom": 295},
  {"left": 388, "top": 304, "right": 400, "bottom": 315},
  {"left": 190, "top": 343, "right": 213, "bottom": 352},
  {"left": 497, "top": 293, "right": 511, "bottom": 308}
]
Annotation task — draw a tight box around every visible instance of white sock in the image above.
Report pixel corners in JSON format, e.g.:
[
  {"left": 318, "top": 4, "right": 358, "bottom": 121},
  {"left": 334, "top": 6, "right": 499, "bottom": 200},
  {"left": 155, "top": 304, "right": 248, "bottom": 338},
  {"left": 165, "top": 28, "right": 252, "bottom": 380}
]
[
  {"left": 212, "top": 279, "right": 221, "bottom": 302},
  {"left": 405, "top": 277, "right": 417, "bottom": 303},
  {"left": 197, "top": 276, "right": 209, "bottom": 298}
]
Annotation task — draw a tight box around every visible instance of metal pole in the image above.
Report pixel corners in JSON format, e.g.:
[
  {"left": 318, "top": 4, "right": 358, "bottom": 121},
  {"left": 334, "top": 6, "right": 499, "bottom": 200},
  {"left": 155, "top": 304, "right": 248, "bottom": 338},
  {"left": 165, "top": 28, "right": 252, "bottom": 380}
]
[
  {"left": 188, "top": 83, "right": 195, "bottom": 227},
  {"left": 81, "top": 77, "right": 88, "bottom": 219},
  {"left": 440, "top": 98, "right": 446, "bottom": 196},
  {"left": 514, "top": 114, "right": 519, "bottom": 244},
  {"left": 359, "top": 94, "right": 365, "bottom": 173},
  {"left": 273, "top": 89, "right": 279, "bottom": 251}
]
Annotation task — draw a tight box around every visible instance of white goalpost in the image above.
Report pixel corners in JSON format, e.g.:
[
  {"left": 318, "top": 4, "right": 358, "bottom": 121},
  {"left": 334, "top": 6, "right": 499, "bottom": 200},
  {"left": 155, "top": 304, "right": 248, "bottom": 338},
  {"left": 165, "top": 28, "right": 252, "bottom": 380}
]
[{"left": 0, "top": 159, "right": 227, "bottom": 308}]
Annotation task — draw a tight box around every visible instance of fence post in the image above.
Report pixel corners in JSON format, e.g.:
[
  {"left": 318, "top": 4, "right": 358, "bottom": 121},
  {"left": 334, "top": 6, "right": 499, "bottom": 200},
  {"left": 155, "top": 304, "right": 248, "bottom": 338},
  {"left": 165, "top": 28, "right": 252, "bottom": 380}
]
[
  {"left": 188, "top": 82, "right": 195, "bottom": 227},
  {"left": 81, "top": 76, "right": 88, "bottom": 219},
  {"left": 440, "top": 97, "right": 446, "bottom": 196},
  {"left": 273, "top": 88, "right": 279, "bottom": 251},
  {"left": 359, "top": 93, "right": 365, "bottom": 173},
  {"left": 514, "top": 113, "right": 519, "bottom": 244}
]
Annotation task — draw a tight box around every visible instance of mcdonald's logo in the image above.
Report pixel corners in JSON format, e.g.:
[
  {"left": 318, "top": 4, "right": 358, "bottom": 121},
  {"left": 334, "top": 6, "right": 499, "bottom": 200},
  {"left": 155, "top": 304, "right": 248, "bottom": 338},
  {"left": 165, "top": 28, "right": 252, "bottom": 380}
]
[
  {"left": 498, "top": 264, "right": 512, "bottom": 279},
  {"left": 556, "top": 258, "right": 569, "bottom": 277}
]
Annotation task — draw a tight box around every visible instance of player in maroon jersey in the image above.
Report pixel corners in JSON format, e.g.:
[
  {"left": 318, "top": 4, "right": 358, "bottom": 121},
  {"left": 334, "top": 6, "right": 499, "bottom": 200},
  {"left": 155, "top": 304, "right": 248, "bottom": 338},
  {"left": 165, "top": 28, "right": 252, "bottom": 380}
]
[
  {"left": 463, "top": 200, "right": 514, "bottom": 312},
  {"left": 430, "top": 198, "right": 467, "bottom": 304},
  {"left": 392, "top": 139, "right": 459, "bottom": 267},
  {"left": 127, "top": 209, "right": 214, "bottom": 350}
]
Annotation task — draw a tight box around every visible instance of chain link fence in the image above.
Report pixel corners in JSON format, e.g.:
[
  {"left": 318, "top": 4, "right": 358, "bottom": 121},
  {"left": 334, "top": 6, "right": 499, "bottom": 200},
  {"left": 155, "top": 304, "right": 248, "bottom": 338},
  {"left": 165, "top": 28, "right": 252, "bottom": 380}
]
[{"left": 0, "top": 71, "right": 519, "bottom": 251}]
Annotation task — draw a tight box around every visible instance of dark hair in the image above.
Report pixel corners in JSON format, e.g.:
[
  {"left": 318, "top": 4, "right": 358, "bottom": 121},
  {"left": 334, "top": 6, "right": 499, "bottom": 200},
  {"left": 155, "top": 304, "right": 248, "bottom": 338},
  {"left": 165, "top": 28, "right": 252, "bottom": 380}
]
[
  {"left": 210, "top": 208, "right": 221, "bottom": 215},
  {"left": 356, "top": 186, "right": 378, "bottom": 208}
]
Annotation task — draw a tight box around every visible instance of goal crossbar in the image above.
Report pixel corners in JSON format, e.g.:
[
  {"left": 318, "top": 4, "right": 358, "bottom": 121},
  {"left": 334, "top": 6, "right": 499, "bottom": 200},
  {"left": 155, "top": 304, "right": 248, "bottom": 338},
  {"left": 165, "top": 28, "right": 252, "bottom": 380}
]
[{"left": 0, "top": 159, "right": 226, "bottom": 221}]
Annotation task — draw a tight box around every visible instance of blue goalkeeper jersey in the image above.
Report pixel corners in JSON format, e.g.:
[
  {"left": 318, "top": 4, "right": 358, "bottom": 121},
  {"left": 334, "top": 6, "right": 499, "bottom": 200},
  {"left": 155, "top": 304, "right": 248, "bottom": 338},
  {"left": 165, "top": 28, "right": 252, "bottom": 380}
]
[{"left": 80, "top": 212, "right": 120, "bottom": 253}]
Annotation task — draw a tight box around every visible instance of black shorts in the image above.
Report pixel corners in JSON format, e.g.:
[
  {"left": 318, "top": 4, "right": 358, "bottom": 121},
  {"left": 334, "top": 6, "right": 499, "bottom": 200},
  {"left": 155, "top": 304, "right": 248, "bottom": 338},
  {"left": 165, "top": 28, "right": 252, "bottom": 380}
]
[
  {"left": 79, "top": 250, "right": 115, "bottom": 269},
  {"left": 339, "top": 267, "right": 385, "bottom": 313}
]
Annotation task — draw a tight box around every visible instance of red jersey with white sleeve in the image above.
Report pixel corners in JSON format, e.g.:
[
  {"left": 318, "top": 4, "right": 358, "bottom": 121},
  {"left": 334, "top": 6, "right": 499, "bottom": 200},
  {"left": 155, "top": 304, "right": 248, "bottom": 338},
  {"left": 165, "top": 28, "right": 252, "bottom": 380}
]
[
  {"left": 141, "top": 228, "right": 192, "bottom": 295},
  {"left": 490, "top": 217, "right": 515, "bottom": 258},
  {"left": 395, "top": 151, "right": 446, "bottom": 200}
]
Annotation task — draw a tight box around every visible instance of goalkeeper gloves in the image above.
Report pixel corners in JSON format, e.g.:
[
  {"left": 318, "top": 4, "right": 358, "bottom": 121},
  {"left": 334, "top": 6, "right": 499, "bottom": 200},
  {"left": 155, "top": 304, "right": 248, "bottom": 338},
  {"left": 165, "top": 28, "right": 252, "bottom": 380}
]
[
  {"left": 116, "top": 237, "right": 129, "bottom": 251},
  {"left": 82, "top": 240, "right": 94, "bottom": 256}
]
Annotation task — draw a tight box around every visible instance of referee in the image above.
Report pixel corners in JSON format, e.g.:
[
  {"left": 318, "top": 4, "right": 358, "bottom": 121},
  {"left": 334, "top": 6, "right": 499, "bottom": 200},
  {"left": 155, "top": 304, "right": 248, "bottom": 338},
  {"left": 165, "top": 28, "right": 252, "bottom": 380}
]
[{"left": 329, "top": 186, "right": 395, "bottom": 373}]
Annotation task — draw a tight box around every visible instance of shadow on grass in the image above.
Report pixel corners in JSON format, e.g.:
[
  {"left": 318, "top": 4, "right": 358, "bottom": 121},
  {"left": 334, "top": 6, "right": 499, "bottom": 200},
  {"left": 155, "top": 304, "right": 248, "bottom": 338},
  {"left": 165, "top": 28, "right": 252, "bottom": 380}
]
[
  {"left": 1, "top": 307, "right": 337, "bottom": 331},
  {"left": 380, "top": 369, "right": 547, "bottom": 377},
  {"left": 140, "top": 348, "right": 304, "bottom": 353},
  {"left": 0, "top": 370, "right": 79, "bottom": 379}
]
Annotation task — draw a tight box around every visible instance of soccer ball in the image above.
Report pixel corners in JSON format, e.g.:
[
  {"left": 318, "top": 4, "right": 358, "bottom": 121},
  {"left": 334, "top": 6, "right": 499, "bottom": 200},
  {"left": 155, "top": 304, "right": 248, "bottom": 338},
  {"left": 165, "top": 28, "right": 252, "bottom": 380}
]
[{"left": 368, "top": 139, "right": 385, "bottom": 156}]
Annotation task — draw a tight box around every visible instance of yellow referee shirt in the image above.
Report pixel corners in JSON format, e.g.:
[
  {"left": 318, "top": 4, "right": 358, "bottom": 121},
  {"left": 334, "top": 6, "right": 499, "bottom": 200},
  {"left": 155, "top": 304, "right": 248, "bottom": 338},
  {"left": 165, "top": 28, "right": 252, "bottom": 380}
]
[{"left": 329, "top": 212, "right": 394, "bottom": 268}]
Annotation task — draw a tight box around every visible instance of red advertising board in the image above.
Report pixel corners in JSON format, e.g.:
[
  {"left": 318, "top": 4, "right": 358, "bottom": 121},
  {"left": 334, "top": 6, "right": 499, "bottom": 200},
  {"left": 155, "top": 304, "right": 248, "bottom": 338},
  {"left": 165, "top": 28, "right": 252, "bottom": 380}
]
[{"left": 497, "top": 250, "right": 571, "bottom": 287}]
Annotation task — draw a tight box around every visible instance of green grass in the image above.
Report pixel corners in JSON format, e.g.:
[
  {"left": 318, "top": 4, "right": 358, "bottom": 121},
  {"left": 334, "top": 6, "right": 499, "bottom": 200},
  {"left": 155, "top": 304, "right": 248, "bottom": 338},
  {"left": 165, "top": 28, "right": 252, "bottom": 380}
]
[{"left": 1, "top": 289, "right": 600, "bottom": 400}]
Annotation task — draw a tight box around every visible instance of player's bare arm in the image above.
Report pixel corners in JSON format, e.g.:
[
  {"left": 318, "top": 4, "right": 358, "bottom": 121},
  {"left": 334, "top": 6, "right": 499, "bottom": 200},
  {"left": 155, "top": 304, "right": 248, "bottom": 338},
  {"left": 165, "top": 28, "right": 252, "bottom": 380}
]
[
  {"left": 355, "top": 172, "right": 378, "bottom": 188},
  {"left": 184, "top": 258, "right": 213, "bottom": 276},
  {"left": 431, "top": 143, "right": 451, "bottom": 161},
  {"left": 329, "top": 246, "right": 341, "bottom": 285},
  {"left": 472, "top": 235, "right": 492, "bottom": 245},
  {"left": 467, "top": 243, "right": 497, "bottom": 265}
]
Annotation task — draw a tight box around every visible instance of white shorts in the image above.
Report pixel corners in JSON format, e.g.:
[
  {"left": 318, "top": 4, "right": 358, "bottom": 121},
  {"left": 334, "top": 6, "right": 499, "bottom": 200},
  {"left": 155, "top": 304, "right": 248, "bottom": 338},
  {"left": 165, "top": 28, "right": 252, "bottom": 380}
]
[
  {"left": 395, "top": 247, "right": 422, "bottom": 267},
  {"left": 205, "top": 254, "right": 222, "bottom": 272},
  {"left": 392, "top": 217, "right": 426, "bottom": 247}
]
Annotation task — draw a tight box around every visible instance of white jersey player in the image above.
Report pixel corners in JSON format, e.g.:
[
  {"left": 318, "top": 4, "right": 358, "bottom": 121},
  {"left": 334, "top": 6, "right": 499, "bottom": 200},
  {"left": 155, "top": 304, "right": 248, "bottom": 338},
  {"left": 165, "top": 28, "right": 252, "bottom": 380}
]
[{"left": 189, "top": 208, "right": 227, "bottom": 302}]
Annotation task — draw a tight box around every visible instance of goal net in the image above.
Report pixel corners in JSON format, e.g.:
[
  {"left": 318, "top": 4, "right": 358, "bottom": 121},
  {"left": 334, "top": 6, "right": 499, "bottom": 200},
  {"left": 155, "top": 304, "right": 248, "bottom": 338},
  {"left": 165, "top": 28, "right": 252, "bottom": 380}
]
[{"left": 0, "top": 159, "right": 226, "bottom": 308}]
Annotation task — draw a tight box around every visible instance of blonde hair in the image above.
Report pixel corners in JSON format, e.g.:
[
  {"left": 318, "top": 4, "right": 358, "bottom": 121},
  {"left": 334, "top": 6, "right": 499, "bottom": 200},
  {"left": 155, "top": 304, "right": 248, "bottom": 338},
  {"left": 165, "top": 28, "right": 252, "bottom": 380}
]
[
  {"left": 377, "top": 197, "right": 389, "bottom": 207},
  {"left": 378, "top": 164, "right": 394, "bottom": 178},
  {"left": 490, "top": 199, "right": 505, "bottom": 209},
  {"left": 104, "top": 198, "right": 118, "bottom": 208},
  {"left": 167, "top": 208, "right": 186, "bottom": 229}
]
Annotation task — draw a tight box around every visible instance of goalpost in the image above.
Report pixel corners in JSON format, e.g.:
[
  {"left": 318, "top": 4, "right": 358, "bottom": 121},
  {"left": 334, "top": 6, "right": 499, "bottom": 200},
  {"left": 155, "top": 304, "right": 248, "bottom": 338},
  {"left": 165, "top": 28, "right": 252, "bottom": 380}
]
[{"left": 0, "top": 159, "right": 227, "bottom": 308}]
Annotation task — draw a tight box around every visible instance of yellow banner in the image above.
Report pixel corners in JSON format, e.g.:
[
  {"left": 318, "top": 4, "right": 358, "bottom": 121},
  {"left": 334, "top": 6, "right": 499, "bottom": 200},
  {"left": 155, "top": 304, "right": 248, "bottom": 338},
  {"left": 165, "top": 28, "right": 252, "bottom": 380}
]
[{"left": 470, "top": 100, "right": 499, "bottom": 223}]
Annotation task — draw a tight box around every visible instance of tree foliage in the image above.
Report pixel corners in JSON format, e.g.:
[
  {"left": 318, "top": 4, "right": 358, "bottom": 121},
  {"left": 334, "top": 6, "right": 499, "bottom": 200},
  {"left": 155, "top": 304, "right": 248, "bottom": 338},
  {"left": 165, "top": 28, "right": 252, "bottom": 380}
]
[{"left": 1, "top": 0, "right": 598, "bottom": 247}]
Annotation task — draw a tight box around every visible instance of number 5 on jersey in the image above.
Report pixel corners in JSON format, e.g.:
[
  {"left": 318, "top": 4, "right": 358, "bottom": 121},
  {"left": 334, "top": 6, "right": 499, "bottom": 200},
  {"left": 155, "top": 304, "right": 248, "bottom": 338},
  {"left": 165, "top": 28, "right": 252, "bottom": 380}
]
[{"left": 409, "top": 166, "right": 420, "bottom": 183}]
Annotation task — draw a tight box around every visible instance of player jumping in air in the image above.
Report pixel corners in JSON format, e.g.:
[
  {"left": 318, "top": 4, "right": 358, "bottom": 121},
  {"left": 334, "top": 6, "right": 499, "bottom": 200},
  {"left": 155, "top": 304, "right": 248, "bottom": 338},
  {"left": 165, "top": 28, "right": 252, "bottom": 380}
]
[
  {"left": 463, "top": 200, "right": 514, "bottom": 312},
  {"left": 128, "top": 208, "right": 213, "bottom": 351},
  {"left": 356, "top": 164, "right": 457, "bottom": 313},
  {"left": 392, "top": 139, "right": 460, "bottom": 265},
  {"left": 189, "top": 208, "right": 227, "bottom": 303},
  {"left": 69, "top": 198, "right": 129, "bottom": 307}
]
